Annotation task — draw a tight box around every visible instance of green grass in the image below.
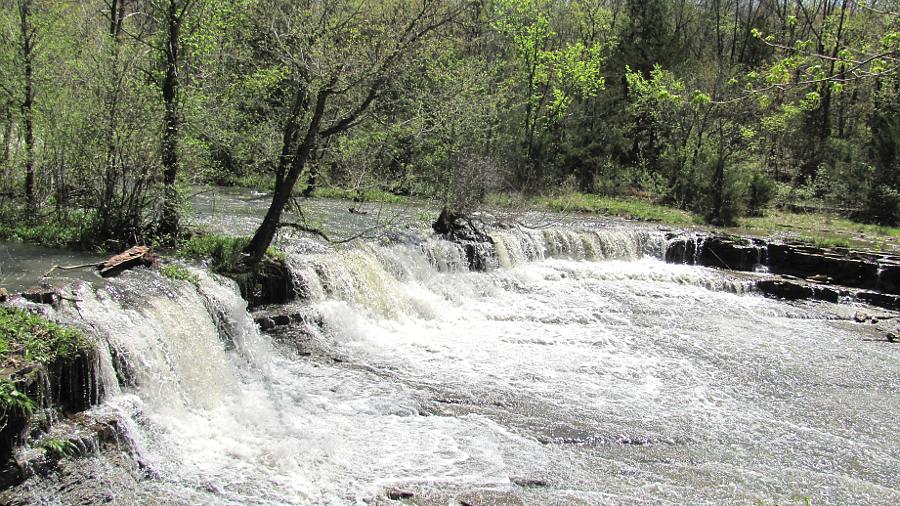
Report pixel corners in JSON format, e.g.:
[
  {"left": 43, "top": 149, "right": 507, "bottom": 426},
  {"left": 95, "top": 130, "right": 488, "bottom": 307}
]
[
  {"left": 733, "top": 210, "right": 900, "bottom": 251},
  {"left": 0, "top": 307, "right": 91, "bottom": 414},
  {"left": 0, "top": 308, "right": 90, "bottom": 366},
  {"left": 265, "top": 246, "right": 286, "bottom": 262},
  {"left": 218, "top": 173, "right": 272, "bottom": 192},
  {"left": 159, "top": 264, "right": 200, "bottom": 286},
  {"left": 176, "top": 233, "right": 286, "bottom": 272},
  {"left": 177, "top": 234, "right": 249, "bottom": 272},
  {"left": 484, "top": 191, "right": 528, "bottom": 208},
  {"left": 795, "top": 235, "right": 852, "bottom": 249},
  {"left": 542, "top": 192, "right": 696, "bottom": 225},
  {"left": 0, "top": 218, "right": 86, "bottom": 249}
]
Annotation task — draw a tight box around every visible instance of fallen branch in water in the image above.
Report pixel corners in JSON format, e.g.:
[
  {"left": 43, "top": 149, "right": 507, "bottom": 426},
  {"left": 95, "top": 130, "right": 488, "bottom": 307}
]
[
  {"left": 43, "top": 262, "right": 100, "bottom": 278},
  {"left": 277, "top": 221, "right": 382, "bottom": 244}
]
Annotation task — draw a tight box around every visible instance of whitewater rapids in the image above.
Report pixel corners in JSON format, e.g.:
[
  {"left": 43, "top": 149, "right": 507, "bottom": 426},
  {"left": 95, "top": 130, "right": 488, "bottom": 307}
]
[{"left": 9, "top": 227, "right": 900, "bottom": 505}]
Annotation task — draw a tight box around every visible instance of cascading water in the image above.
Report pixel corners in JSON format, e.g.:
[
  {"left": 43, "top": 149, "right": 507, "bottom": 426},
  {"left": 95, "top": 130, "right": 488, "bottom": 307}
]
[{"left": 9, "top": 224, "right": 900, "bottom": 505}]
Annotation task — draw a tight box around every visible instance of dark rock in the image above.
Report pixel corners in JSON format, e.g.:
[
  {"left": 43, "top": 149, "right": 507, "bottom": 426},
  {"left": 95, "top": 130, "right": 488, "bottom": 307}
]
[
  {"left": 511, "top": 477, "right": 549, "bottom": 488},
  {"left": 755, "top": 279, "right": 814, "bottom": 300},
  {"left": 20, "top": 288, "right": 58, "bottom": 305},
  {"left": 856, "top": 291, "right": 900, "bottom": 311},
  {"left": 887, "top": 332, "right": 897, "bottom": 343},
  {"left": 223, "top": 257, "right": 295, "bottom": 309},
  {"left": 256, "top": 317, "right": 275, "bottom": 331},
  {"left": 665, "top": 234, "right": 765, "bottom": 271},
  {"left": 433, "top": 208, "right": 497, "bottom": 272},
  {"left": 700, "top": 236, "right": 766, "bottom": 271},
  {"left": 386, "top": 488, "right": 414, "bottom": 500},
  {"left": 876, "top": 264, "right": 900, "bottom": 293},
  {"left": 812, "top": 285, "right": 842, "bottom": 303},
  {"left": 271, "top": 314, "right": 290, "bottom": 326},
  {"left": 767, "top": 243, "right": 880, "bottom": 290}
]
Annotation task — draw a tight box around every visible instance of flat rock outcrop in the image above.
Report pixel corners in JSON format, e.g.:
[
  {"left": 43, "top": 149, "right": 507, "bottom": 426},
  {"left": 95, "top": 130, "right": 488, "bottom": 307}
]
[{"left": 667, "top": 232, "right": 900, "bottom": 311}]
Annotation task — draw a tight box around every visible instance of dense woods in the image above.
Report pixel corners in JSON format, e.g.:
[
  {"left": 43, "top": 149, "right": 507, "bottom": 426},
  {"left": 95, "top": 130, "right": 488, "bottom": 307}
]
[{"left": 0, "top": 0, "right": 897, "bottom": 252}]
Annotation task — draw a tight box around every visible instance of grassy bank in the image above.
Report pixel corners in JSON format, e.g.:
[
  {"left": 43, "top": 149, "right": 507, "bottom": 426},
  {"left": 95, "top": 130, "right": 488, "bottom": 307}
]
[
  {"left": 484, "top": 190, "right": 900, "bottom": 252},
  {"left": 731, "top": 211, "right": 900, "bottom": 251},
  {"left": 0, "top": 205, "right": 89, "bottom": 250},
  {"left": 0, "top": 307, "right": 91, "bottom": 413},
  {"left": 539, "top": 192, "right": 696, "bottom": 225}
]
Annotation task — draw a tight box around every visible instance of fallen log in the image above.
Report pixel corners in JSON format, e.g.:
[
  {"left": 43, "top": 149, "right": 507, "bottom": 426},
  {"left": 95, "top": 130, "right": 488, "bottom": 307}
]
[
  {"left": 43, "top": 246, "right": 156, "bottom": 279},
  {"left": 98, "top": 246, "right": 156, "bottom": 278}
]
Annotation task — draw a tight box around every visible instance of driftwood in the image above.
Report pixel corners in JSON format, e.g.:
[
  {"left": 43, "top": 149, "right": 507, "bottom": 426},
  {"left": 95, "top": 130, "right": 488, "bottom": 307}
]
[
  {"left": 43, "top": 246, "right": 156, "bottom": 279},
  {"left": 98, "top": 246, "right": 156, "bottom": 278},
  {"left": 43, "top": 262, "right": 101, "bottom": 278}
]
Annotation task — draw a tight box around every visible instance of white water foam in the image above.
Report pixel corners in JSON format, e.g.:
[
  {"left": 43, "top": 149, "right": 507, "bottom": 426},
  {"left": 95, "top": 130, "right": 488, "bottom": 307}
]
[{"left": 35, "top": 233, "right": 900, "bottom": 505}]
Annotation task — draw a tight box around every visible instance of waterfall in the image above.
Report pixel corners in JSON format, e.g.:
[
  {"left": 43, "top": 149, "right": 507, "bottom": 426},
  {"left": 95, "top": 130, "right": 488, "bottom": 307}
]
[
  {"left": 490, "top": 227, "right": 667, "bottom": 268},
  {"left": 10, "top": 222, "right": 896, "bottom": 505}
]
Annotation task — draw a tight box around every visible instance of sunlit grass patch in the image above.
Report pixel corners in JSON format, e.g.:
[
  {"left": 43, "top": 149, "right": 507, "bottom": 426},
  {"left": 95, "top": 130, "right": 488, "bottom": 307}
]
[{"left": 543, "top": 192, "right": 695, "bottom": 225}]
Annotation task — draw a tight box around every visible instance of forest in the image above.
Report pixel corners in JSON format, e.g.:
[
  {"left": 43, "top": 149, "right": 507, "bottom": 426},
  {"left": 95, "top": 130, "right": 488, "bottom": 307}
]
[{"left": 0, "top": 0, "right": 898, "bottom": 257}]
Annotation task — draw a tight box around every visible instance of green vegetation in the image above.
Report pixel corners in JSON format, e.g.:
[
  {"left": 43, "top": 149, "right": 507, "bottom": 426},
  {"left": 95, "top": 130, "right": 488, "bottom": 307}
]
[
  {"left": 265, "top": 247, "right": 286, "bottom": 263},
  {"left": 0, "top": 0, "right": 896, "bottom": 252},
  {"left": 159, "top": 264, "right": 200, "bottom": 286},
  {"left": 0, "top": 307, "right": 90, "bottom": 413},
  {"left": 37, "top": 437, "right": 78, "bottom": 459},
  {"left": 0, "top": 307, "right": 90, "bottom": 366},
  {"left": 543, "top": 193, "right": 695, "bottom": 225},
  {"left": 753, "top": 495, "right": 812, "bottom": 506},
  {"left": 0, "top": 378, "right": 35, "bottom": 416},
  {"left": 177, "top": 234, "right": 250, "bottom": 272},
  {"left": 0, "top": 205, "right": 89, "bottom": 249},
  {"left": 732, "top": 210, "right": 900, "bottom": 251},
  {"left": 176, "top": 233, "right": 286, "bottom": 272}
]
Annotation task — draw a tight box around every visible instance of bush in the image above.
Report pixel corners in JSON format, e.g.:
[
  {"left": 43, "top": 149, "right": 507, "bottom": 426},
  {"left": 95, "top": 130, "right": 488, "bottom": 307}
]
[
  {"left": 177, "top": 234, "right": 250, "bottom": 272},
  {"left": 747, "top": 172, "right": 775, "bottom": 216},
  {"left": 859, "top": 184, "right": 900, "bottom": 226}
]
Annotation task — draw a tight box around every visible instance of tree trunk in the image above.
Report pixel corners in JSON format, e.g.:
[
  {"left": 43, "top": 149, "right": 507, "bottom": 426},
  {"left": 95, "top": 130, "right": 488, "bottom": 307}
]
[
  {"left": 100, "top": 0, "right": 127, "bottom": 236},
  {"left": 244, "top": 88, "right": 331, "bottom": 264},
  {"left": 19, "top": 0, "right": 35, "bottom": 208},
  {"left": 159, "top": 0, "right": 182, "bottom": 237}
]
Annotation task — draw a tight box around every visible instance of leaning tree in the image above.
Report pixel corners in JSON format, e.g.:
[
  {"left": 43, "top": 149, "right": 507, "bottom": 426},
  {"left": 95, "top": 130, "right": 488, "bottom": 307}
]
[{"left": 242, "top": 0, "right": 462, "bottom": 263}]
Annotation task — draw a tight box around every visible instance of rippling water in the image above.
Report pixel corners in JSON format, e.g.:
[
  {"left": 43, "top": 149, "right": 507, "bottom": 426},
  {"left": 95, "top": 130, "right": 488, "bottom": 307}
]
[{"left": 4, "top": 192, "right": 899, "bottom": 505}]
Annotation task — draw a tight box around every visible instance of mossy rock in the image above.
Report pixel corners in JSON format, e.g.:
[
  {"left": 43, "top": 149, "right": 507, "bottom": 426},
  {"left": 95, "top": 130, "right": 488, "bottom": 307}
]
[{"left": 0, "top": 307, "right": 99, "bottom": 486}]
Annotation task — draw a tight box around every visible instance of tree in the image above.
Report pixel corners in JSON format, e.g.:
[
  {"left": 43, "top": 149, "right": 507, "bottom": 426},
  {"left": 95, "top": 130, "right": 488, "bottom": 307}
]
[
  {"left": 16, "top": 0, "right": 35, "bottom": 207},
  {"left": 133, "top": 0, "right": 198, "bottom": 238},
  {"left": 242, "top": 0, "right": 460, "bottom": 263},
  {"left": 492, "top": 0, "right": 606, "bottom": 188}
]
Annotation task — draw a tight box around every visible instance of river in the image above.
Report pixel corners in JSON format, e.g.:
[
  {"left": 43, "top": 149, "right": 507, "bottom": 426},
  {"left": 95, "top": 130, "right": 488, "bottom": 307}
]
[{"left": 2, "top": 191, "right": 898, "bottom": 505}]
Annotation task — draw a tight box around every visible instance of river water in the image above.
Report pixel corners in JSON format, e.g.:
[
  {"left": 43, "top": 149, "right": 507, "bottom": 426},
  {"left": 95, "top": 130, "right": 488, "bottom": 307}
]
[{"left": 4, "top": 192, "right": 899, "bottom": 505}]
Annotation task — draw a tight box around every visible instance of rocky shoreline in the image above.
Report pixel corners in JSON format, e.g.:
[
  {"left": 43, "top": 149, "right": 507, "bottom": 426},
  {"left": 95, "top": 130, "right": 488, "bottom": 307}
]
[{"left": 665, "top": 233, "right": 900, "bottom": 310}]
